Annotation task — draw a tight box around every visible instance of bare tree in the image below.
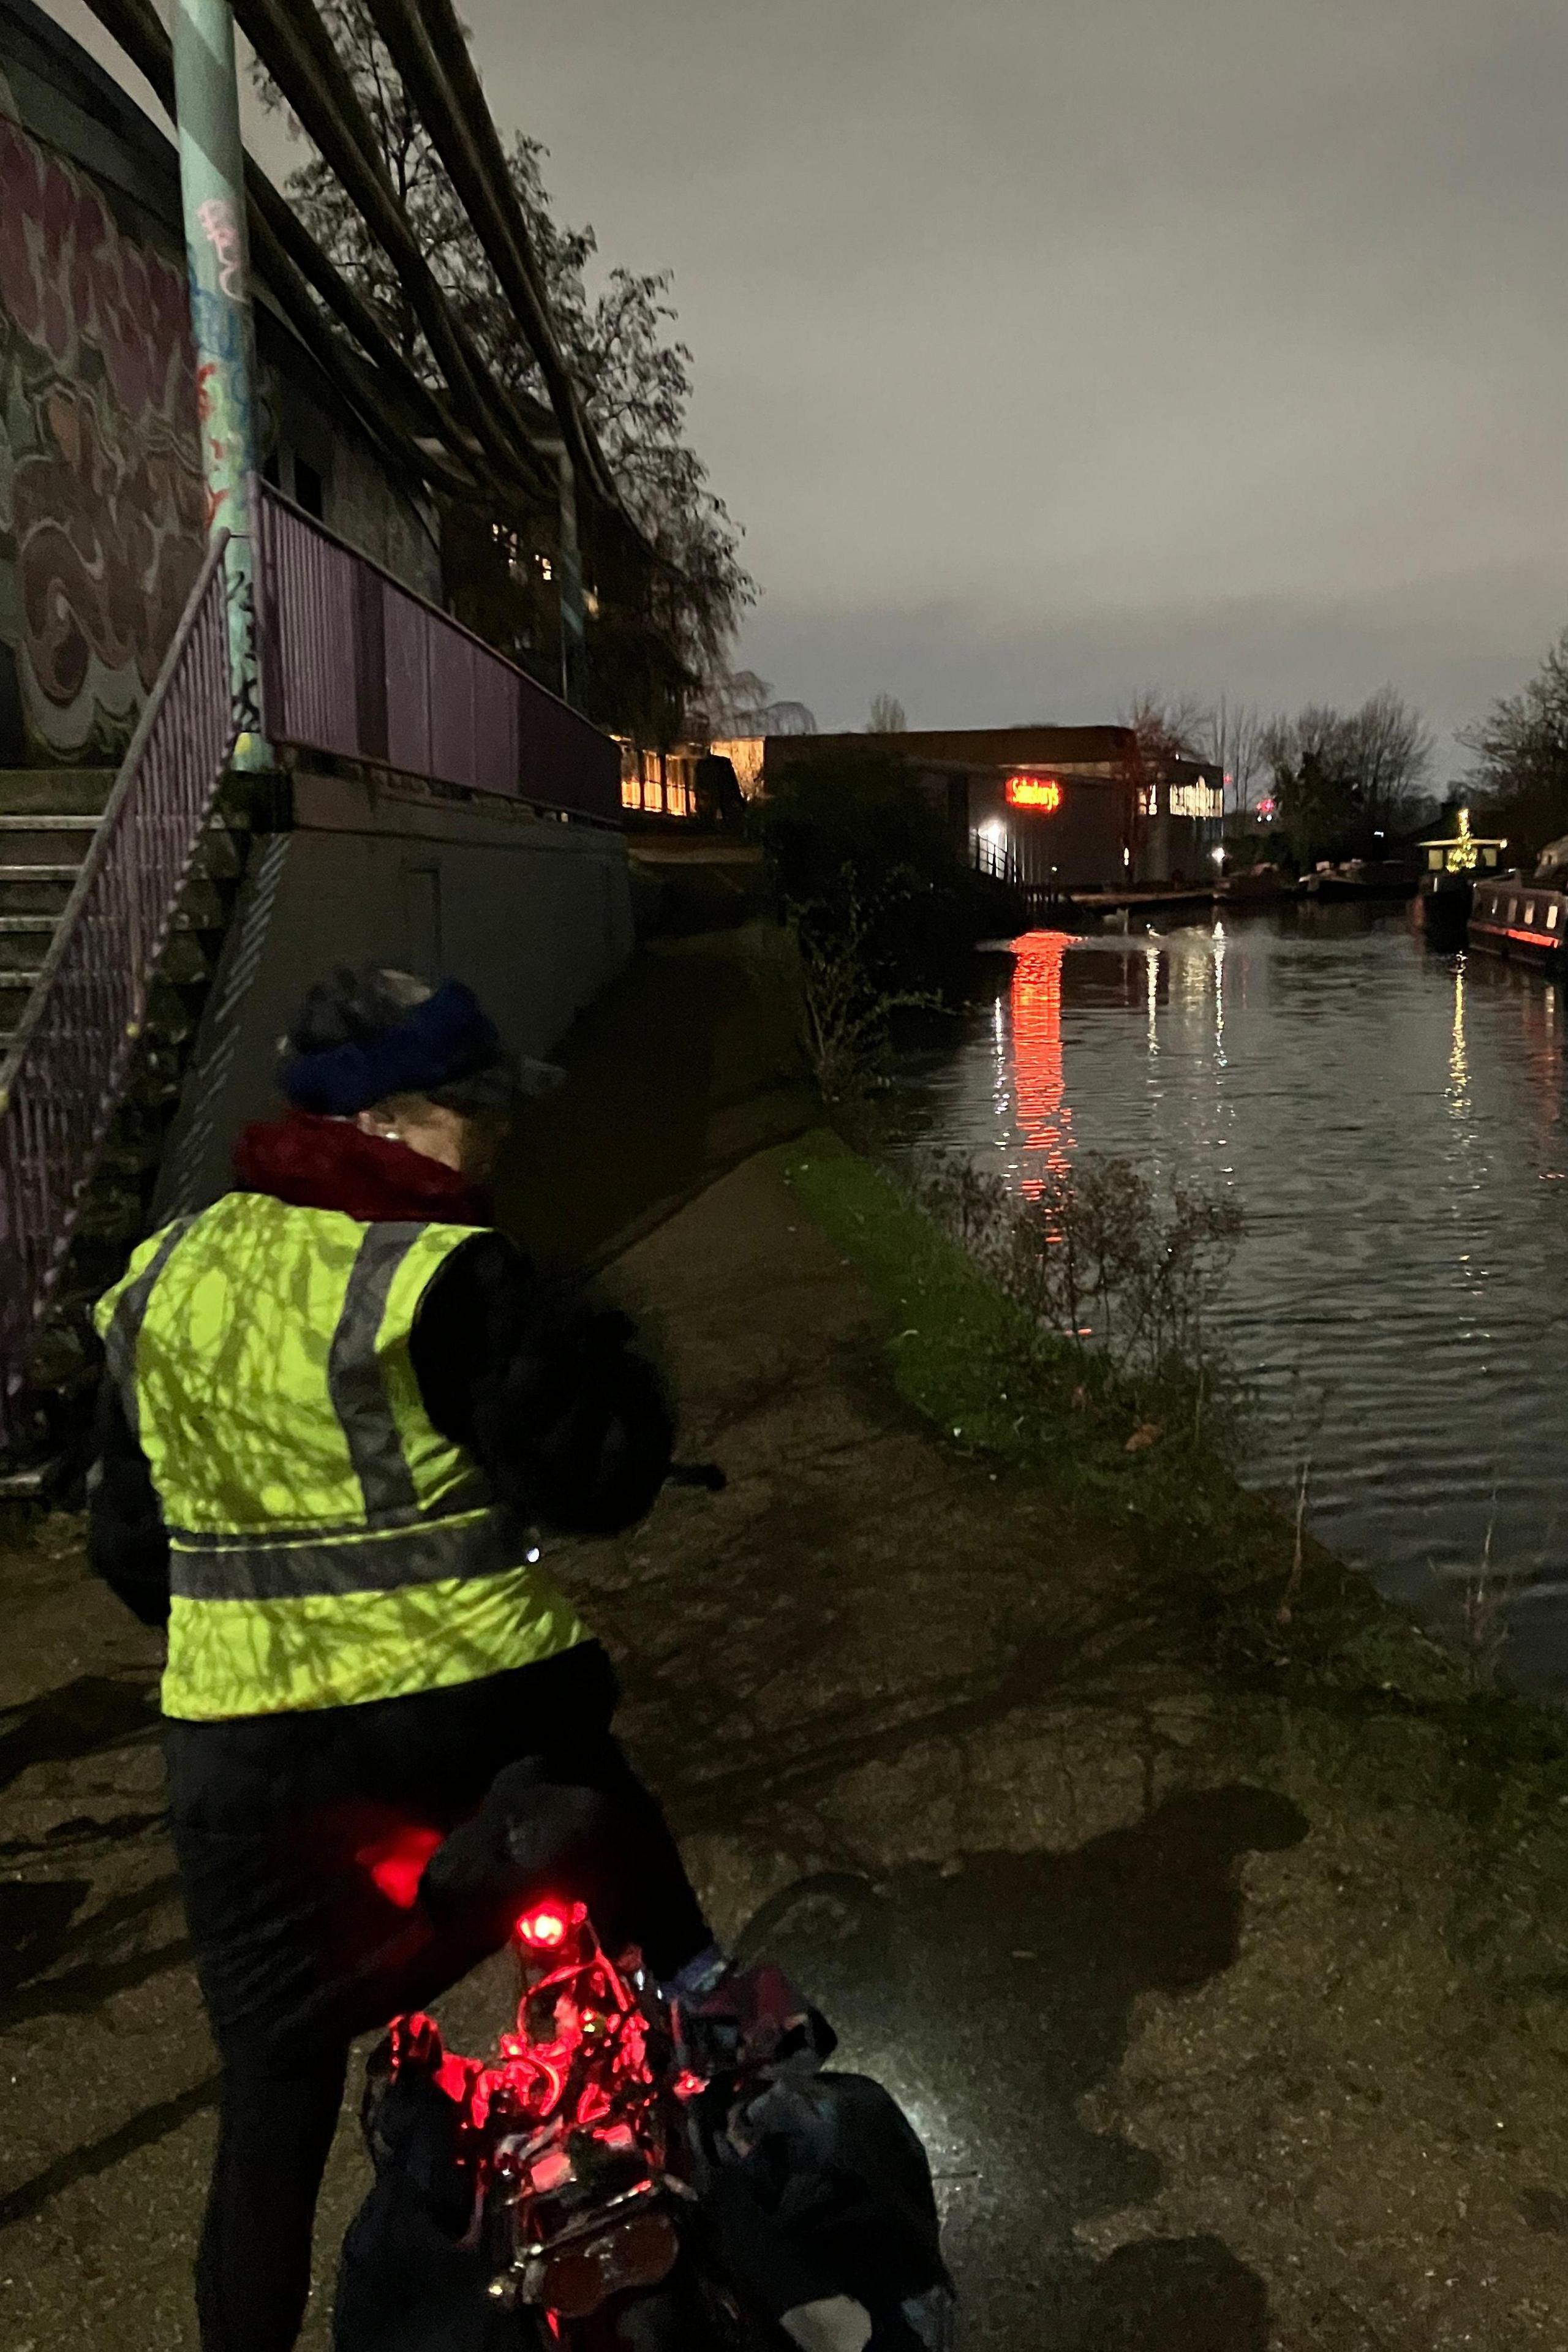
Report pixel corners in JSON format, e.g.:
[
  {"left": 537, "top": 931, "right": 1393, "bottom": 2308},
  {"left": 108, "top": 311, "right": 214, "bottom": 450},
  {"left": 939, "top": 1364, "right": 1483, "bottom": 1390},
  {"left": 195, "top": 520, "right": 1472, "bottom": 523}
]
[
  {"left": 1459, "top": 628, "right": 1568, "bottom": 858},
  {"left": 1261, "top": 689, "right": 1433, "bottom": 859},
  {"left": 1202, "top": 696, "right": 1267, "bottom": 818},
  {"left": 1120, "top": 688, "right": 1210, "bottom": 767},
  {"left": 1351, "top": 685, "right": 1435, "bottom": 837},
  {"left": 868, "top": 693, "right": 907, "bottom": 733},
  {"left": 696, "top": 668, "right": 818, "bottom": 740}
]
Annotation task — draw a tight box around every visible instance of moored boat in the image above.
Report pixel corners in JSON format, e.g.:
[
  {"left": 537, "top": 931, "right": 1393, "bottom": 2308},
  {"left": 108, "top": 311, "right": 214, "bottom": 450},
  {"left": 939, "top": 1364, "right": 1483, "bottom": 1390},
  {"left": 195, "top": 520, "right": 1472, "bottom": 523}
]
[
  {"left": 1218, "top": 865, "right": 1287, "bottom": 903},
  {"left": 1417, "top": 874, "right": 1473, "bottom": 949},
  {"left": 1469, "top": 849, "right": 1568, "bottom": 967},
  {"left": 1299, "top": 858, "right": 1419, "bottom": 902}
]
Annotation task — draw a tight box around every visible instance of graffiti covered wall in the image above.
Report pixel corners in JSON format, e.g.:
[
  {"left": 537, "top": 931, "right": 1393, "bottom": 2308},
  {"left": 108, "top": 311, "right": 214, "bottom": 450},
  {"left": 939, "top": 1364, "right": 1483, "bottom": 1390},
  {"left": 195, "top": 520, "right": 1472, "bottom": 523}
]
[{"left": 0, "top": 101, "right": 204, "bottom": 766}]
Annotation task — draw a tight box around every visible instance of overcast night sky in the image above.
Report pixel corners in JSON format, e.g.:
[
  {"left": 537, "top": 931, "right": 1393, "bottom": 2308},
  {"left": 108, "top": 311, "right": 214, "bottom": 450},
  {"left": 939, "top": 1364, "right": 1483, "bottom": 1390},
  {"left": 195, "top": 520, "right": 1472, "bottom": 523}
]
[{"left": 59, "top": 0, "right": 1568, "bottom": 769}]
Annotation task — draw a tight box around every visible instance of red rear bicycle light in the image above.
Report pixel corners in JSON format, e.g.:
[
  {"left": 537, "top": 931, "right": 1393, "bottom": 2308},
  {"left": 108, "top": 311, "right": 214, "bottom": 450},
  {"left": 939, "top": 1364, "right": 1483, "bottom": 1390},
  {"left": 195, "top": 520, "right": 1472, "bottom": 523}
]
[{"left": 514, "top": 1899, "right": 585, "bottom": 1950}]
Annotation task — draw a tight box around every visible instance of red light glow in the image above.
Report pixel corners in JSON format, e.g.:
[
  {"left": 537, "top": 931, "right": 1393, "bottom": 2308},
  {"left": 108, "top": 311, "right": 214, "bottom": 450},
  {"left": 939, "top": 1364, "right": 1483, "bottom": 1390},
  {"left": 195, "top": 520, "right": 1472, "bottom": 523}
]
[
  {"left": 1006, "top": 775, "right": 1063, "bottom": 812},
  {"left": 522, "top": 1910, "right": 571, "bottom": 1947},
  {"left": 357, "top": 1824, "right": 444, "bottom": 1910},
  {"left": 515, "top": 1901, "right": 583, "bottom": 1950},
  {"left": 1012, "top": 930, "right": 1075, "bottom": 1193}
]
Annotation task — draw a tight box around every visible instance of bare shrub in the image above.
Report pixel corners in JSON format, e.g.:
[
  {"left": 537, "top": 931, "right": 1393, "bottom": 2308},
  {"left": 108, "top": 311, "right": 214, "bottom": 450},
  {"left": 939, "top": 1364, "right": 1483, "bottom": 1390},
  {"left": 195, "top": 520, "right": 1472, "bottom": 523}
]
[
  {"left": 787, "top": 882, "right": 940, "bottom": 1106},
  {"left": 909, "top": 1147, "right": 1245, "bottom": 1404},
  {"left": 1457, "top": 1501, "right": 1523, "bottom": 1692}
]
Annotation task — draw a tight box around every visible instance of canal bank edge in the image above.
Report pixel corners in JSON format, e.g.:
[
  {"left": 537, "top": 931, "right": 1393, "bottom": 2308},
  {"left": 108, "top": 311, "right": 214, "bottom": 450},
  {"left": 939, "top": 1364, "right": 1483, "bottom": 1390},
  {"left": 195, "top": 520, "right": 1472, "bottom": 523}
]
[{"left": 778, "top": 1129, "right": 1568, "bottom": 1855}]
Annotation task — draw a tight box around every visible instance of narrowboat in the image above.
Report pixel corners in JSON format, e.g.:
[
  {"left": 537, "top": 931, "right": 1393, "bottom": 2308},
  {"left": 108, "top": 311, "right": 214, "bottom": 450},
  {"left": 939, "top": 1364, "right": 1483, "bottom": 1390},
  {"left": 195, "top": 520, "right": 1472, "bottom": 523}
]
[
  {"left": 1416, "top": 809, "right": 1509, "bottom": 949},
  {"left": 1469, "top": 839, "right": 1568, "bottom": 967}
]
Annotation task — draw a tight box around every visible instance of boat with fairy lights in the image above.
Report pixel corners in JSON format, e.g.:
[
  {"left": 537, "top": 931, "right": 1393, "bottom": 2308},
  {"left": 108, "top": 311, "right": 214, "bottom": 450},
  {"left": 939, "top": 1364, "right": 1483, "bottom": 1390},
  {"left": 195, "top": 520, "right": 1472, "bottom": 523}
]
[{"left": 1415, "top": 809, "right": 1509, "bottom": 948}]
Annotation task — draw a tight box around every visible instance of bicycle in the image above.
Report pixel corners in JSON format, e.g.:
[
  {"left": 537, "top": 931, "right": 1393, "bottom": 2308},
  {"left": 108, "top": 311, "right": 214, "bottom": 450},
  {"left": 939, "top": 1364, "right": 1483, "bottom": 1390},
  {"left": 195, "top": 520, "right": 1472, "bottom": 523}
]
[{"left": 335, "top": 1893, "right": 956, "bottom": 2350}]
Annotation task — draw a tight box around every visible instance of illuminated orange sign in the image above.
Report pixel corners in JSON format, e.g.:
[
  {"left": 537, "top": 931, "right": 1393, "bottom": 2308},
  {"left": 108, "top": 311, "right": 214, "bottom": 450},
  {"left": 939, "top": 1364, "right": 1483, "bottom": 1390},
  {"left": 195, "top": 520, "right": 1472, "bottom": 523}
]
[{"left": 1006, "top": 775, "right": 1063, "bottom": 812}]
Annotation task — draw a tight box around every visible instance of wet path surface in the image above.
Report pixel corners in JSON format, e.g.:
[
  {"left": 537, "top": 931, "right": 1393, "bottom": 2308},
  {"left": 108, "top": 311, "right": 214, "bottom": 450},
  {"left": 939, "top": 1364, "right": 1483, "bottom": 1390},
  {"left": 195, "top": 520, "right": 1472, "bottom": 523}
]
[{"left": 910, "top": 909, "right": 1568, "bottom": 1697}]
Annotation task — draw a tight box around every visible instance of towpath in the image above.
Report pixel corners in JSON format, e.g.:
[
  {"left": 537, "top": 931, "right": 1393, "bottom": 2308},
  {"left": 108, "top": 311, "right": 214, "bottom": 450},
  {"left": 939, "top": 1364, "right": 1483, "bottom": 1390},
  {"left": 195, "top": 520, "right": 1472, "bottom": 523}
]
[{"left": 2, "top": 939, "right": 1567, "bottom": 2348}]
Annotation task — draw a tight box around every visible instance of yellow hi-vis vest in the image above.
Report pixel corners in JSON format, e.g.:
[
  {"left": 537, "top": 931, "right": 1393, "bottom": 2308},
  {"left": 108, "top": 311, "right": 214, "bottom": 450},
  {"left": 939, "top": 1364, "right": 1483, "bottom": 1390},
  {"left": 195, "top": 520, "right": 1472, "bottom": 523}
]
[{"left": 93, "top": 1192, "right": 589, "bottom": 1722}]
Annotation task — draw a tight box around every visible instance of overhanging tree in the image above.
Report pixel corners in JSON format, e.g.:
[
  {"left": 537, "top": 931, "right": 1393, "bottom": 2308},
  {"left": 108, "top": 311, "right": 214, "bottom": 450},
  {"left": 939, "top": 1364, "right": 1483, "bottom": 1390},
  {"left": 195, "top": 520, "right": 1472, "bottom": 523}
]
[{"left": 251, "top": 0, "right": 753, "bottom": 723}]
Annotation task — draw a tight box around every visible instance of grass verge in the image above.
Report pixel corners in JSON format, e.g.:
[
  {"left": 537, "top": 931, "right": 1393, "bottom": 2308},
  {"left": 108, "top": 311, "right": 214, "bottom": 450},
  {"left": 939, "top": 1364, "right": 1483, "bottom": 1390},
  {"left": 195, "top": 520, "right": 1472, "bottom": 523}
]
[{"left": 780, "top": 1129, "right": 1568, "bottom": 1849}]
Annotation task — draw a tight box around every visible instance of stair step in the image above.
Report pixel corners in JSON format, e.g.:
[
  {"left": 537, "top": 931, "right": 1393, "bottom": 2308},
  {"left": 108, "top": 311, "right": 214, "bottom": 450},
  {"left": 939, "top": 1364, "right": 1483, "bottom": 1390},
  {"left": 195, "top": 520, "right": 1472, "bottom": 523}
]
[
  {"left": 0, "top": 918, "right": 55, "bottom": 974},
  {"left": 0, "top": 872, "right": 75, "bottom": 915},
  {"left": 0, "top": 969, "right": 43, "bottom": 1012},
  {"left": 0, "top": 817, "right": 100, "bottom": 867},
  {"left": 0, "top": 770, "right": 116, "bottom": 817}
]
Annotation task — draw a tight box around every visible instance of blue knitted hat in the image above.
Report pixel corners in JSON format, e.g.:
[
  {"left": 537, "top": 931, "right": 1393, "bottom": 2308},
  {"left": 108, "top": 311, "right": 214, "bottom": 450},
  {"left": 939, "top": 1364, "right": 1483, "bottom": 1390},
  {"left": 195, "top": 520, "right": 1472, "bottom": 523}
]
[{"left": 279, "top": 968, "right": 560, "bottom": 1116}]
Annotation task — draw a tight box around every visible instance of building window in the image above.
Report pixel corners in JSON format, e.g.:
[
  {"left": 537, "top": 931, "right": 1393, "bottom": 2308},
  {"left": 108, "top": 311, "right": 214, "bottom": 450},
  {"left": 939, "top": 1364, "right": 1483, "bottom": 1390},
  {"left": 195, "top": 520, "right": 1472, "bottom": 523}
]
[
  {"left": 491, "top": 523, "right": 525, "bottom": 578},
  {"left": 1168, "top": 780, "right": 1224, "bottom": 819},
  {"left": 640, "top": 749, "right": 664, "bottom": 815},
  {"left": 665, "top": 754, "right": 695, "bottom": 817},
  {"left": 618, "top": 740, "right": 640, "bottom": 811}
]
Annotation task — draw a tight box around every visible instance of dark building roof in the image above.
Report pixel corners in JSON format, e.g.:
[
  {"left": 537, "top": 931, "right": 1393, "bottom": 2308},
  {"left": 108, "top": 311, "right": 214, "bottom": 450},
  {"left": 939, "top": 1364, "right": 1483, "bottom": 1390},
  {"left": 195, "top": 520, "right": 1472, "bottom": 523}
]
[{"left": 764, "top": 725, "right": 1136, "bottom": 772}]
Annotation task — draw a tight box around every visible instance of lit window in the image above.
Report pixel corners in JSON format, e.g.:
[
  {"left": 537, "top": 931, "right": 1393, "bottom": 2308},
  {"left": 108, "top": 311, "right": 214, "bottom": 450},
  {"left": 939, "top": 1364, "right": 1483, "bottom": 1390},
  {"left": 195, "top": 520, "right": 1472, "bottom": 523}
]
[
  {"left": 1169, "top": 782, "right": 1224, "bottom": 819},
  {"left": 1550, "top": 906, "right": 1560, "bottom": 930},
  {"left": 1525, "top": 903, "right": 1536, "bottom": 926},
  {"left": 1509, "top": 899, "right": 1519, "bottom": 922}
]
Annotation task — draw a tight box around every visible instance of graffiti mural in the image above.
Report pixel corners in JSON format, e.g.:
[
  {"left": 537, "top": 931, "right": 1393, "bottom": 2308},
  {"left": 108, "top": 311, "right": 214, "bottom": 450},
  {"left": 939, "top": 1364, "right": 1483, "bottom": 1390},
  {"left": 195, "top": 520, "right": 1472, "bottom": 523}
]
[{"left": 0, "top": 108, "right": 204, "bottom": 763}]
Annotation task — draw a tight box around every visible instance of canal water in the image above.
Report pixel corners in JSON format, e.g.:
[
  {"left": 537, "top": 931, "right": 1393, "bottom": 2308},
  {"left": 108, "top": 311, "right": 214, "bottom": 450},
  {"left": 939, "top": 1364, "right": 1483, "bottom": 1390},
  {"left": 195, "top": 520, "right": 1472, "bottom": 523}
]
[{"left": 911, "top": 906, "right": 1568, "bottom": 1697}]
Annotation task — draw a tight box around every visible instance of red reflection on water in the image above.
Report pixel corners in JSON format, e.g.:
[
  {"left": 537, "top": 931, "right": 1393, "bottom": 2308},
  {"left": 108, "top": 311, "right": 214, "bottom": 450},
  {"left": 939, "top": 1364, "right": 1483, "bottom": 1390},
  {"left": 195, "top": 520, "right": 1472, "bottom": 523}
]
[{"left": 1011, "top": 930, "right": 1075, "bottom": 1191}]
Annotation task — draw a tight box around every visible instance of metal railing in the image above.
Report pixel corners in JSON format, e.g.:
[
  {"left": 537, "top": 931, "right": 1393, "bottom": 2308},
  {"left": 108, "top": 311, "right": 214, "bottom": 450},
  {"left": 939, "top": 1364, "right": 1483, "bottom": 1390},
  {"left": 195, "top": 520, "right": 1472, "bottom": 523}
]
[
  {"left": 971, "top": 829, "right": 1018, "bottom": 885},
  {"left": 0, "top": 496, "right": 625, "bottom": 1433},
  {"left": 0, "top": 538, "right": 235, "bottom": 1426},
  {"left": 257, "top": 486, "right": 621, "bottom": 824}
]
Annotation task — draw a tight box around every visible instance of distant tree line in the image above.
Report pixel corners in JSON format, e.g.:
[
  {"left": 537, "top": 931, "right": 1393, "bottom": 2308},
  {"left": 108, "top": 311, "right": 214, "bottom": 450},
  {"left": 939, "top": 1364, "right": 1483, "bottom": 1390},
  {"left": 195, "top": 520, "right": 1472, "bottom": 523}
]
[{"left": 1123, "top": 686, "right": 1436, "bottom": 867}]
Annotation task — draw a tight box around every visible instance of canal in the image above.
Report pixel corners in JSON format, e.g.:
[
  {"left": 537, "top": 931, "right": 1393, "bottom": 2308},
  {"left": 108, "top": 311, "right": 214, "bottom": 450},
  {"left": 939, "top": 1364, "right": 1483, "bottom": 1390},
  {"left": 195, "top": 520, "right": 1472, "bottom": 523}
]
[{"left": 913, "top": 905, "right": 1568, "bottom": 1697}]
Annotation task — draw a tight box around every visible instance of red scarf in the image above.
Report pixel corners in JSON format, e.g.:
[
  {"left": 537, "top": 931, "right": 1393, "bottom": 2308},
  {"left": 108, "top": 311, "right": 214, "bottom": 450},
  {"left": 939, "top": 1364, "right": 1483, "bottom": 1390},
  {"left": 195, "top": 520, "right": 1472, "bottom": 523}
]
[{"left": 232, "top": 1112, "right": 494, "bottom": 1226}]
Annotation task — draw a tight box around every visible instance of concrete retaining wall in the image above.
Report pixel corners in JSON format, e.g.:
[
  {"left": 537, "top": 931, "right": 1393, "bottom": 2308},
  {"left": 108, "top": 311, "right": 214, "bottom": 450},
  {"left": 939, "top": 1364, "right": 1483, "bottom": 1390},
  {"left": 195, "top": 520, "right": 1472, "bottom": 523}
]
[{"left": 154, "top": 770, "right": 633, "bottom": 1215}]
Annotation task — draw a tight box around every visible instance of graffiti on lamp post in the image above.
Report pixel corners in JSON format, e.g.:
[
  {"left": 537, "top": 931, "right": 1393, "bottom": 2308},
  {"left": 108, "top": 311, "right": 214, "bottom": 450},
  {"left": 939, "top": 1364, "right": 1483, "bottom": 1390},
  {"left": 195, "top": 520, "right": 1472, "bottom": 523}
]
[{"left": 173, "top": 0, "right": 267, "bottom": 766}]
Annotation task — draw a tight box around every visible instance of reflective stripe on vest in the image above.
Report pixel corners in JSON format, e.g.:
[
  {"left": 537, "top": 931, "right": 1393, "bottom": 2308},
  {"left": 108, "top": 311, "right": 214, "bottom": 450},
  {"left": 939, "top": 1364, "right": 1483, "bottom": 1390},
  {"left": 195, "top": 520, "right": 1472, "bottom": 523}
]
[{"left": 94, "top": 1194, "right": 588, "bottom": 1720}]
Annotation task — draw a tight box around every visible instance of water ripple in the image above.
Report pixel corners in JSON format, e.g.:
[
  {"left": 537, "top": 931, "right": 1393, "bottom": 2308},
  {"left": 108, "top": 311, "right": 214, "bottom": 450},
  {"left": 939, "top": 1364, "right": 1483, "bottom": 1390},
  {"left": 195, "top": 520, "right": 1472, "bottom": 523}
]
[{"left": 916, "top": 909, "right": 1568, "bottom": 1694}]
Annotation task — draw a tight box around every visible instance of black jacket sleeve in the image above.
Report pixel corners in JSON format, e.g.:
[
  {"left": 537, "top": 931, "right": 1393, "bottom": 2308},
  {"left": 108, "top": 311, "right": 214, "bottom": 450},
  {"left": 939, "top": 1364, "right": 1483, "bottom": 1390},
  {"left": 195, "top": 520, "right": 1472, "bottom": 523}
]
[
  {"left": 409, "top": 1234, "right": 675, "bottom": 1537},
  {"left": 86, "top": 1373, "right": 172, "bottom": 1627}
]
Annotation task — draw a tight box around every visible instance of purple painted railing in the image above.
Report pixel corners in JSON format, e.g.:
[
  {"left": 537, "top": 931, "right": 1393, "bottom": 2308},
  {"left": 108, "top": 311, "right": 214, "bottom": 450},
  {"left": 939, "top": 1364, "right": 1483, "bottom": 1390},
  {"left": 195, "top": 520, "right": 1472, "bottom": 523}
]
[
  {"left": 0, "top": 539, "right": 234, "bottom": 1426},
  {"left": 257, "top": 487, "right": 621, "bottom": 824}
]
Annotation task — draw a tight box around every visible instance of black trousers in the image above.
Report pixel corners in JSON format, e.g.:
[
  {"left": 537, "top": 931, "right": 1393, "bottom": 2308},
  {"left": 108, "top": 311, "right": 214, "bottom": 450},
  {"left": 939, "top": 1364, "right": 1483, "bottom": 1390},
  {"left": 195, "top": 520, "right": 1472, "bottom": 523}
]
[{"left": 167, "top": 1642, "right": 710, "bottom": 2352}]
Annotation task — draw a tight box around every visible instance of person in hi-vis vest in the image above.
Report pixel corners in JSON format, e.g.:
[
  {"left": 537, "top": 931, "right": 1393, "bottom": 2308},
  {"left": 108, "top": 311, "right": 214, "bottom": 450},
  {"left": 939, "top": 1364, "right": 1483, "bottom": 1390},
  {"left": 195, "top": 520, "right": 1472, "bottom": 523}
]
[{"left": 89, "top": 966, "right": 726, "bottom": 2352}]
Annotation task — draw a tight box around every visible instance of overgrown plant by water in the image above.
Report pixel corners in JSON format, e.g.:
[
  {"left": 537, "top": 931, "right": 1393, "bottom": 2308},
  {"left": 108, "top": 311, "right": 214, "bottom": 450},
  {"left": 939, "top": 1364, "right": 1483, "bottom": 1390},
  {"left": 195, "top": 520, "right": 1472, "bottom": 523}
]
[
  {"left": 746, "top": 876, "right": 944, "bottom": 1111},
  {"left": 907, "top": 1148, "right": 1245, "bottom": 1436}
]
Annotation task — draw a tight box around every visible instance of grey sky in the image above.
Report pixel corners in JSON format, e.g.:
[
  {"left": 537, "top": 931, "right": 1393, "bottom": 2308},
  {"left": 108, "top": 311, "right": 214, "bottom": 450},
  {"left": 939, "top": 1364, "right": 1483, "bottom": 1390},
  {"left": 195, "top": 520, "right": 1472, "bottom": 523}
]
[{"left": 55, "top": 0, "right": 1568, "bottom": 771}]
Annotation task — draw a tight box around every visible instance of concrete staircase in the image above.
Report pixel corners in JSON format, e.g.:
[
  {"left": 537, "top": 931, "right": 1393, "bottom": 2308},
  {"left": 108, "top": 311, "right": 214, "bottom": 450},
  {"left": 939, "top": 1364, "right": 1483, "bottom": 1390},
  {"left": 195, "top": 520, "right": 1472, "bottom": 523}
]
[{"left": 0, "top": 766, "right": 272, "bottom": 1482}]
